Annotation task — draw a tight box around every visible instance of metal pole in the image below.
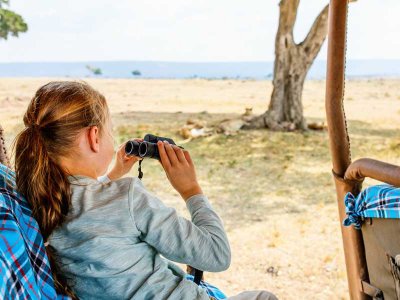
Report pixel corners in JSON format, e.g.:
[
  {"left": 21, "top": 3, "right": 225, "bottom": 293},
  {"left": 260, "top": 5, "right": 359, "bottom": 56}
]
[{"left": 325, "top": 0, "right": 369, "bottom": 299}]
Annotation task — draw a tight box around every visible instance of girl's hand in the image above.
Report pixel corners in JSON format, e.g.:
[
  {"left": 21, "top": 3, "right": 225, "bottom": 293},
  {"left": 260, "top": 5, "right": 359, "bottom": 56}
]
[
  {"left": 157, "top": 140, "right": 203, "bottom": 201},
  {"left": 108, "top": 139, "right": 143, "bottom": 180}
]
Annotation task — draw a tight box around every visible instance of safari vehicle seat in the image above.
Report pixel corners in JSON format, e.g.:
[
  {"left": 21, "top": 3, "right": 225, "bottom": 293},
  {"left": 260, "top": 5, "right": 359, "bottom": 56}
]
[{"left": 341, "top": 159, "right": 400, "bottom": 300}]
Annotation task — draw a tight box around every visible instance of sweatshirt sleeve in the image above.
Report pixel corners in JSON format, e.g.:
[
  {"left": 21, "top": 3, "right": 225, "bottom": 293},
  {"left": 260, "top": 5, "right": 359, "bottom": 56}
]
[{"left": 127, "top": 178, "right": 231, "bottom": 272}]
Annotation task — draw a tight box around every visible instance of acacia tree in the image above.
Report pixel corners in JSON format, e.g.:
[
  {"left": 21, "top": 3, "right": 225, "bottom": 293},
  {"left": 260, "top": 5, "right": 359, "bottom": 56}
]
[
  {"left": 247, "top": 0, "right": 330, "bottom": 131},
  {"left": 0, "top": 0, "right": 27, "bottom": 40}
]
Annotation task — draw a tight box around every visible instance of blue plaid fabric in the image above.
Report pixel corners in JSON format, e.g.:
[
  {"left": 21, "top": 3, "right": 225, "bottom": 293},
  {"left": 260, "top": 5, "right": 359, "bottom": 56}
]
[
  {"left": 0, "top": 164, "right": 68, "bottom": 300},
  {"left": 186, "top": 274, "right": 227, "bottom": 299},
  {"left": 344, "top": 184, "right": 400, "bottom": 229}
]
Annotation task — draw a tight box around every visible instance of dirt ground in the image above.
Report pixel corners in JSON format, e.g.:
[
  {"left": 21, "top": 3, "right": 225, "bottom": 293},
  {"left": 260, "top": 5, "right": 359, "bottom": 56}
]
[{"left": 1, "top": 78, "right": 400, "bottom": 299}]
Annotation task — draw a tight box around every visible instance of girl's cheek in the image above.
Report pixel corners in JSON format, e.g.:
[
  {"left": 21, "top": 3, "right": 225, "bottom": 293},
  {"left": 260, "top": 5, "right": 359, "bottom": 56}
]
[
  {"left": 108, "top": 134, "right": 115, "bottom": 156},
  {"left": 108, "top": 140, "right": 115, "bottom": 160}
]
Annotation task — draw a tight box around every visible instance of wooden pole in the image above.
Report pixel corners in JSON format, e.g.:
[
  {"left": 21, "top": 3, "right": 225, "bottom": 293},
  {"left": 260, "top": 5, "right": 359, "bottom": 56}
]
[{"left": 325, "top": 0, "right": 369, "bottom": 299}]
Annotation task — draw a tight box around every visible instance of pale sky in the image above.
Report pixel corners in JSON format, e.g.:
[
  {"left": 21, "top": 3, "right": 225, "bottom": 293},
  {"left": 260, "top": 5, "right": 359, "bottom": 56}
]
[{"left": 1, "top": 0, "right": 400, "bottom": 62}]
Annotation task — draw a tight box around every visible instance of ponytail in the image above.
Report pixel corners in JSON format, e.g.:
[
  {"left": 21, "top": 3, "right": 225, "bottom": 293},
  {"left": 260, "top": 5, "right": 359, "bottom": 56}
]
[
  {"left": 15, "top": 126, "right": 70, "bottom": 237},
  {"left": 13, "top": 81, "right": 108, "bottom": 299},
  {"left": 14, "top": 125, "right": 77, "bottom": 299}
]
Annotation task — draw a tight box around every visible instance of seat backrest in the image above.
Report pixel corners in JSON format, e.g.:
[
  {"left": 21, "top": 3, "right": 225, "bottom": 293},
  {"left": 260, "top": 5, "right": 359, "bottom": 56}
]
[
  {"left": 344, "top": 184, "right": 400, "bottom": 299},
  {"left": 0, "top": 163, "right": 68, "bottom": 299}
]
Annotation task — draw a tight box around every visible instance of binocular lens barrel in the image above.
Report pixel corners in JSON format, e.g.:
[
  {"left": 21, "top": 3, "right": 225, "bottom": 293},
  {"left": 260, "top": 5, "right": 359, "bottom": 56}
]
[
  {"left": 138, "top": 142, "right": 160, "bottom": 160},
  {"left": 125, "top": 140, "right": 140, "bottom": 156},
  {"left": 125, "top": 140, "right": 160, "bottom": 160}
]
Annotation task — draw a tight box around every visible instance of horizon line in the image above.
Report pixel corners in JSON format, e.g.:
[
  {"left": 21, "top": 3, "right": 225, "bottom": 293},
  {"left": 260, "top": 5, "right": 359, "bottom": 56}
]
[{"left": 1, "top": 58, "right": 400, "bottom": 64}]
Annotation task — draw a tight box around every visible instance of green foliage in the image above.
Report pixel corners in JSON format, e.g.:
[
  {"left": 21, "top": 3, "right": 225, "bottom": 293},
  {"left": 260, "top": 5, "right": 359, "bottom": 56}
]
[
  {"left": 0, "top": 1, "right": 28, "bottom": 40},
  {"left": 86, "top": 65, "right": 102, "bottom": 75},
  {"left": 0, "top": 0, "right": 9, "bottom": 8},
  {"left": 131, "top": 70, "right": 141, "bottom": 76}
]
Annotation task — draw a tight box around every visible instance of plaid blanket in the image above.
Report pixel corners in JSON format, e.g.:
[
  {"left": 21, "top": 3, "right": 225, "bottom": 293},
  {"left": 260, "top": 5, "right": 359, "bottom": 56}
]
[
  {"left": 344, "top": 184, "right": 400, "bottom": 229},
  {"left": 186, "top": 274, "right": 227, "bottom": 299},
  {"left": 0, "top": 164, "right": 67, "bottom": 300}
]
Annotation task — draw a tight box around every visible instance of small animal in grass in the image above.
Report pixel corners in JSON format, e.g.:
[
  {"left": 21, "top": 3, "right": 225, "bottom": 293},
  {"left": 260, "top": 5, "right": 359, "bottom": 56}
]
[
  {"left": 178, "top": 119, "right": 213, "bottom": 139},
  {"left": 217, "top": 107, "right": 255, "bottom": 135},
  {"left": 241, "top": 107, "right": 254, "bottom": 123},
  {"left": 243, "top": 107, "right": 253, "bottom": 116}
]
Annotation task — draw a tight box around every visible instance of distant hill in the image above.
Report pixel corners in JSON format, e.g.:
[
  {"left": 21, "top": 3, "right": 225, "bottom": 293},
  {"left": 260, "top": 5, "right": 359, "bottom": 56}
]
[{"left": 0, "top": 60, "right": 400, "bottom": 79}]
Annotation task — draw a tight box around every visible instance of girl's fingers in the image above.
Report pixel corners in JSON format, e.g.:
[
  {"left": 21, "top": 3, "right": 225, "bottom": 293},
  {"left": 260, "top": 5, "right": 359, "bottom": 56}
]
[
  {"left": 125, "top": 155, "right": 141, "bottom": 161},
  {"left": 183, "top": 150, "right": 193, "bottom": 166},
  {"left": 157, "top": 141, "right": 171, "bottom": 169},
  {"left": 163, "top": 141, "right": 179, "bottom": 166},
  {"left": 172, "top": 145, "right": 187, "bottom": 163}
]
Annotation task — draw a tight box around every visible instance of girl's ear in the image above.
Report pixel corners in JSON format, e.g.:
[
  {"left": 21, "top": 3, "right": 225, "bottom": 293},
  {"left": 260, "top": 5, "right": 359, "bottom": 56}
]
[{"left": 88, "top": 126, "right": 100, "bottom": 153}]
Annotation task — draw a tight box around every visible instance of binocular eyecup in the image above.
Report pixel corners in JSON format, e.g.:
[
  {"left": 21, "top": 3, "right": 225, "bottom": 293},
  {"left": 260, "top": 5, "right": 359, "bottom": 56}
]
[{"left": 125, "top": 134, "right": 178, "bottom": 160}]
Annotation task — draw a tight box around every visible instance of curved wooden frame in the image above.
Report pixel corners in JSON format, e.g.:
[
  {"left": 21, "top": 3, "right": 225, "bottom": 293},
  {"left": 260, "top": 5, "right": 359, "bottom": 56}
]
[
  {"left": 345, "top": 158, "right": 400, "bottom": 186},
  {"left": 325, "top": 0, "right": 369, "bottom": 299},
  {"left": 324, "top": 0, "right": 395, "bottom": 299}
]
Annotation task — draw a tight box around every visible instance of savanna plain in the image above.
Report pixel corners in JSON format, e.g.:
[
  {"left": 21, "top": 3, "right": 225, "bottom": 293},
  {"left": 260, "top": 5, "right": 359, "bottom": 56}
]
[{"left": 2, "top": 78, "right": 400, "bottom": 299}]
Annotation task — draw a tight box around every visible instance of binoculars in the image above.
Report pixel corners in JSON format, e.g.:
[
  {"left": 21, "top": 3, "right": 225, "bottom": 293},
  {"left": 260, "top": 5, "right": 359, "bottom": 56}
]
[{"left": 125, "top": 134, "right": 180, "bottom": 160}]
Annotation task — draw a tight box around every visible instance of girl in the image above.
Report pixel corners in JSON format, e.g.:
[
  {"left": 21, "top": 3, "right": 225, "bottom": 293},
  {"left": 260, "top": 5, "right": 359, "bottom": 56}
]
[{"left": 14, "top": 81, "right": 276, "bottom": 300}]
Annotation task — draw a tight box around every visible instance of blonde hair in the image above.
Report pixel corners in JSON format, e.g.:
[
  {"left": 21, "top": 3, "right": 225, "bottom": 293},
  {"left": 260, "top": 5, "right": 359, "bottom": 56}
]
[{"left": 13, "top": 81, "right": 109, "bottom": 298}]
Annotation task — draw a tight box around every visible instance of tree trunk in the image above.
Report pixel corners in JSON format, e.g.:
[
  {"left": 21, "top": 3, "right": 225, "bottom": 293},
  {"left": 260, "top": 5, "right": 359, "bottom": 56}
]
[
  {"left": 266, "top": 46, "right": 308, "bottom": 130},
  {"left": 245, "top": 0, "right": 329, "bottom": 131},
  {"left": 0, "top": 124, "right": 11, "bottom": 168}
]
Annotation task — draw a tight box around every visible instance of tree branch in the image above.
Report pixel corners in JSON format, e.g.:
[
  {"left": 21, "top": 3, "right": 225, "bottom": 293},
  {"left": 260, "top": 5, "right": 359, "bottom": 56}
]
[
  {"left": 299, "top": 4, "right": 329, "bottom": 65},
  {"left": 278, "top": 0, "right": 300, "bottom": 35}
]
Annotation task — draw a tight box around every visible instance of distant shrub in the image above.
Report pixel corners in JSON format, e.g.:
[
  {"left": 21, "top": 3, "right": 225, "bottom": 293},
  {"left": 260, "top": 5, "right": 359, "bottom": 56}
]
[{"left": 86, "top": 65, "right": 102, "bottom": 75}]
